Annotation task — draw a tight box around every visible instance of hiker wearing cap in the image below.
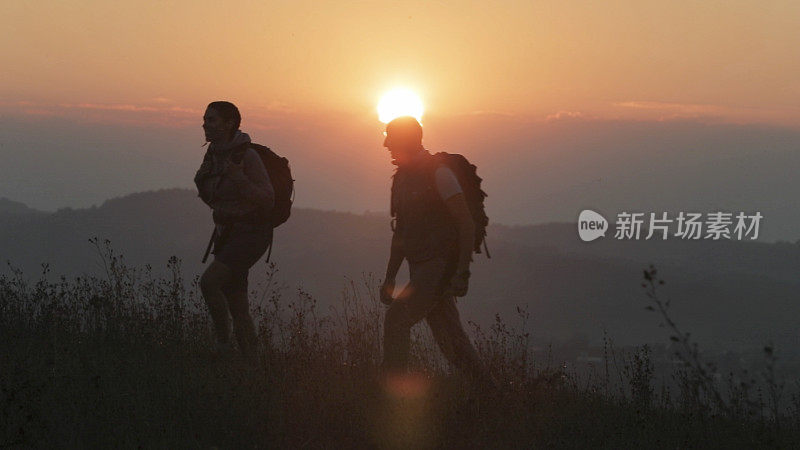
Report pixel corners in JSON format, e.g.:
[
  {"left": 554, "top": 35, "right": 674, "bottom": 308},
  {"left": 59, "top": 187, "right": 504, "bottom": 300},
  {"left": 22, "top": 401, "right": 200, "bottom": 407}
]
[
  {"left": 380, "top": 116, "right": 493, "bottom": 385},
  {"left": 194, "top": 101, "right": 274, "bottom": 361}
]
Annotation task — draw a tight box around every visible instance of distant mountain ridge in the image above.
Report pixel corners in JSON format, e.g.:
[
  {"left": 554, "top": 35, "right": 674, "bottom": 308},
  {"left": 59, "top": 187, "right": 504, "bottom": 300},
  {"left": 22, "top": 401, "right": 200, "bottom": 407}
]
[
  {"left": 0, "top": 197, "right": 44, "bottom": 216},
  {"left": 1, "top": 189, "right": 799, "bottom": 352}
]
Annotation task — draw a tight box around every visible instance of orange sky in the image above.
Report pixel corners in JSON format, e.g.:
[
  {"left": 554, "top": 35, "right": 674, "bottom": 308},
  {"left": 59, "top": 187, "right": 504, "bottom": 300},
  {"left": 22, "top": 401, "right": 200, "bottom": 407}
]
[{"left": 2, "top": 0, "right": 799, "bottom": 126}]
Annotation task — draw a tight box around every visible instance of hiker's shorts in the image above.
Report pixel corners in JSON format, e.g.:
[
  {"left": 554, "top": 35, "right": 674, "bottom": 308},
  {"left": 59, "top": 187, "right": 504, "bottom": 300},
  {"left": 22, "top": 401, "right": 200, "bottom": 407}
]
[{"left": 212, "top": 221, "right": 271, "bottom": 294}]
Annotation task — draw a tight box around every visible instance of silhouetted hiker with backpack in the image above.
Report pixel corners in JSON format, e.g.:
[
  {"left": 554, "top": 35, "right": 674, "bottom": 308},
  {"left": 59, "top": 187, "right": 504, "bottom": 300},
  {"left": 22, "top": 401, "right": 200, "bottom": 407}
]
[
  {"left": 194, "top": 101, "right": 293, "bottom": 362},
  {"left": 380, "top": 116, "right": 493, "bottom": 386}
]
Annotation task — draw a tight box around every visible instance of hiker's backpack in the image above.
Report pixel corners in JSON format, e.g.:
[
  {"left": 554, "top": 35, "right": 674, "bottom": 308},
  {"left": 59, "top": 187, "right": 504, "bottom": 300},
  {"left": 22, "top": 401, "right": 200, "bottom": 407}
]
[
  {"left": 433, "top": 152, "right": 490, "bottom": 258},
  {"left": 232, "top": 143, "right": 294, "bottom": 228}
]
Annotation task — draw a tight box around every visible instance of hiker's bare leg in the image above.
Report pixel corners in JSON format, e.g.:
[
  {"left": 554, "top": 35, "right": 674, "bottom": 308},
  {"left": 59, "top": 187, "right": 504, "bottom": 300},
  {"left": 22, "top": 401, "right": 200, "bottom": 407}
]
[
  {"left": 226, "top": 287, "right": 258, "bottom": 361},
  {"left": 200, "top": 260, "right": 233, "bottom": 345}
]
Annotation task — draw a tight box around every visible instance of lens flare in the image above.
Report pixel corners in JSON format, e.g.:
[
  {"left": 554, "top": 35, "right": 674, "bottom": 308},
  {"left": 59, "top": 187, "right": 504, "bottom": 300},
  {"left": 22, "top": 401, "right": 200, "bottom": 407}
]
[{"left": 377, "top": 88, "right": 424, "bottom": 124}]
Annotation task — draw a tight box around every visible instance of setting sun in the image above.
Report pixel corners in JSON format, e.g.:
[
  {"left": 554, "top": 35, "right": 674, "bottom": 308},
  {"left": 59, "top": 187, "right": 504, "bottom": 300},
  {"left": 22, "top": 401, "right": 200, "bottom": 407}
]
[{"left": 377, "top": 88, "right": 424, "bottom": 124}]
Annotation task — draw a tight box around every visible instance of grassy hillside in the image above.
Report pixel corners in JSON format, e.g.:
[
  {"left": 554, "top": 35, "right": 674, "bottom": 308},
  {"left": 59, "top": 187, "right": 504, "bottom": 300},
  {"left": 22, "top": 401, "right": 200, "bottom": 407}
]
[{"left": 1, "top": 246, "right": 798, "bottom": 448}]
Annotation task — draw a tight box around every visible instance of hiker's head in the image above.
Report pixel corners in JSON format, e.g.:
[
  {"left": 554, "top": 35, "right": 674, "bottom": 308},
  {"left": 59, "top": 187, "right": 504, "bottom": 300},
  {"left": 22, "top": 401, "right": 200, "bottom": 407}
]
[
  {"left": 203, "top": 101, "right": 241, "bottom": 143},
  {"left": 383, "top": 116, "right": 423, "bottom": 166}
]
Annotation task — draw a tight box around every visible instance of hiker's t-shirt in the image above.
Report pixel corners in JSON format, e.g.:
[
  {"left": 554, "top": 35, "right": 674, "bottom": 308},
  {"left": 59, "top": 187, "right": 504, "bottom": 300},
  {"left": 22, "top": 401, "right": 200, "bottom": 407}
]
[{"left": 434, "top": 166, "right": 463, "bottom": 201}]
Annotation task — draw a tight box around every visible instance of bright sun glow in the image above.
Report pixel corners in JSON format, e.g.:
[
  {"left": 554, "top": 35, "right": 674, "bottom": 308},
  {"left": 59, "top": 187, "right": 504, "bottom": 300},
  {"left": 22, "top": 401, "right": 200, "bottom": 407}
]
[{"left": 377, "top": 88, "right": 424, "bottom": 124}]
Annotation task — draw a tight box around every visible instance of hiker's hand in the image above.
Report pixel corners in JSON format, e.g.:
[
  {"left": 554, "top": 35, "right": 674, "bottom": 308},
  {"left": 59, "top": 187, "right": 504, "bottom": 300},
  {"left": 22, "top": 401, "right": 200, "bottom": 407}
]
[
  {"left": 447, "top": 271, "right": 470, "bottom": 298},
  {"left": 380, "top": 279, "right": 395, "bottom": 305}
]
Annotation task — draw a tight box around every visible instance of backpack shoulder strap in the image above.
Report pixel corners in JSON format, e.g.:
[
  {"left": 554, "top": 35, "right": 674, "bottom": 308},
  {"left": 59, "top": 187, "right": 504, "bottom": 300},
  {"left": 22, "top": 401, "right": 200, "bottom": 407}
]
[
  {"left": 429, "top": 151, "right": 457, "bottom": 175},
  {"left": 230, "top": 142, "right": 251, "bottom": 164}
]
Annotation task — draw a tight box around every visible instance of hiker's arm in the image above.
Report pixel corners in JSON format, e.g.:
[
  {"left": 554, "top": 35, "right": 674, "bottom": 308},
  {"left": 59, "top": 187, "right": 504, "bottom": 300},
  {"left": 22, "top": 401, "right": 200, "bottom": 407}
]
[
  {"left": 385, "top": 231, "right": 405, "bottom": 281},
  {"left": 444, "top": 193, "right": 475, "bottom": 275},
  {"left": 226, "top": 149, "right": 275, "bottom": 211},
  {"left": 194, "top": 156, "right": 214, "bottom": 206},
  {"left": 381, "top": 231, "right": 405, "bottom": 304},
  {"left": 435, "top": 167, "right": 472, "bottom": 274},
  {"left": 443, "top": 193, "right": 474, "bottom": 297}
]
